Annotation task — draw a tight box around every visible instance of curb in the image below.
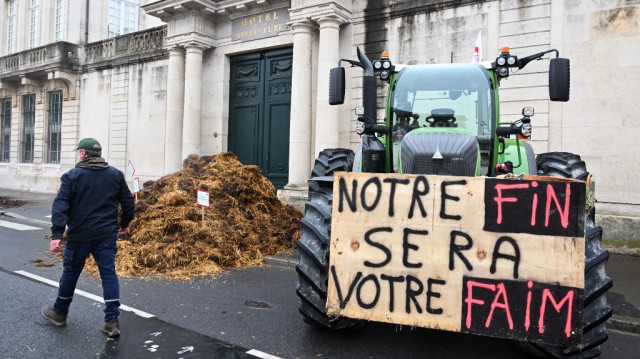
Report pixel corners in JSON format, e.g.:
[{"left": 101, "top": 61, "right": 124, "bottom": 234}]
[{"left": 263, "top": 256, "right": 297, "bottom": 269}]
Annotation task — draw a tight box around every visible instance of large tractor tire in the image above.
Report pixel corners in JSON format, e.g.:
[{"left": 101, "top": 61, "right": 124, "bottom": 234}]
[
  {"left": 296, "top": 149, "right": 359, "bottom": 329},
  {"left": 310, "top": 148, "right": 355, "bottom": 178},
  {"left": 516, "top": 152, "right": 613, "bottom": 359}
]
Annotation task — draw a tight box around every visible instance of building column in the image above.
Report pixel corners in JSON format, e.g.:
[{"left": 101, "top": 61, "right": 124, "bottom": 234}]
[
  {"left": 164, "top": 46, "right": 185, "bottom": 174},
  {"left": 182, "top": 45, "right": 205, "bottom": 160},
  {"left": 314, "top": 16, "right": 342, "bottom": 156},
  {"left": 285, "top": 21, "right": 315, "bottom": 188}
]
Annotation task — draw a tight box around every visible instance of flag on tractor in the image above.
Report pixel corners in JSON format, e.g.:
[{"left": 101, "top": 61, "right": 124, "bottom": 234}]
[{"left": 472, "top": 31, "right": 483, "bottom": 63}]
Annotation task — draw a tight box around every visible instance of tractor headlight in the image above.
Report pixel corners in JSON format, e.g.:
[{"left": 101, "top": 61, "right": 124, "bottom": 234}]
[
  {"left": 373, "top": 60, "right": 382, "bottom": 70},
  {"left": 507, "top": 56, "right": 517, "bottom": 66},
  {"left": 497, "top": 67, "right": 509, "bottom": 77},
  {"left": 355, "top": 107, "right": 365, "bottom": 116},
  {"left": 520, "top": 123, "right": 532, "bottom": 138},
  {"left": 382, "top": 61, "right": 391, "bottom": 69},
  {"left": 496, "top": 57, "right": 506, "bottom": 66},
  {"left": 522, "top": 107, "right": 534, "bottom": 117},
  {"left": 380, "top": 70, "right": 390, "bottom": 80}
]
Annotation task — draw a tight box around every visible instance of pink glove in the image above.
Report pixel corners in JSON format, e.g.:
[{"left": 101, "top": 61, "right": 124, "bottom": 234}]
[
  {"left": 118, "top": 227, "right": 128, "bottom": 235},
  {"left": 50, "top": 239, "right": 61, "bottom": 253}
]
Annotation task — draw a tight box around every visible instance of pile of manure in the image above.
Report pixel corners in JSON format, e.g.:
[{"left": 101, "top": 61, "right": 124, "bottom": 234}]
[{"left": 86, "top": 153, "right": 301, "bottom": 280}]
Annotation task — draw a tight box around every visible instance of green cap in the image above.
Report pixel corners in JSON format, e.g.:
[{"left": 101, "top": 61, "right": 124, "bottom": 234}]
[{"left": 75, "top": 138, "right": 102, "bottom": 151}]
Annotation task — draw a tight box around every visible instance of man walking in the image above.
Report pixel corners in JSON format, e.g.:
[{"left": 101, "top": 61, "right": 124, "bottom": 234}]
[{"left": 42, "top": 138, "right": 135, "bottom": 337}]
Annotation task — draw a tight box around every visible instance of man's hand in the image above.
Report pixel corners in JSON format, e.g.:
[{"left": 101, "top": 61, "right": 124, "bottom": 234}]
[
  {"left": 50, "top": 239, "right": 61, "bottom": 253},
  {"left": 118, "top": 227, "right": 128, "bottom": 235}
]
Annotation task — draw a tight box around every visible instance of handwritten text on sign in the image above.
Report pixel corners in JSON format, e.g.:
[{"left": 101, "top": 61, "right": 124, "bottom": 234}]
[{"left": 326, "top": 173, "right": 586, "bottom": 345}]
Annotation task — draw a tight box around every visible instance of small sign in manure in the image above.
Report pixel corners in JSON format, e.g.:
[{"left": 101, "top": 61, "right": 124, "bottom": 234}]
[
  {"left": 197, "top": 190, "right": 210, "bottom": 227},
  {"left": 197, "top": 190, "right": 210, "bottom": 208},
  {"left": 133, "top": 177, "right": 140, "bottom": 194},
  {"left": 326, "top": 172, "right": 586, "bottom": 345}
]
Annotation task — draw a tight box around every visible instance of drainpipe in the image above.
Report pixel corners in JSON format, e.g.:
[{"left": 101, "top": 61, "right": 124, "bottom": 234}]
[{"left": 85, "top": 0, "right": 90, "bottom": 43}]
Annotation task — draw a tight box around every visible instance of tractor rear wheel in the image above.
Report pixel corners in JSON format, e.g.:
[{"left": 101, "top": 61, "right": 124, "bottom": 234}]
[
  {"left": 296, "top": 149, "right": 359, "bottom": 329},
  {"left": 515, "top": 152, "right": 613, "bottom": 359}
]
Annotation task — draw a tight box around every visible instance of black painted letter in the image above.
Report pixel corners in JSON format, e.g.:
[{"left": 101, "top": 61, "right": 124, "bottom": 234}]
[
  {"left": 490, "top": 236, "right": 521, "bottom": 279},
  {"left": 405, "top": 275, "right": 424, "bottom": 314},
  {"left": 330, "top": 265, "right": 362, "bottom": 309},
  {"left": 403, "top": 228, "right": 427, "bottom": 268},
  {"left": 440, "top": 180, "right": 467, "bottom": 220},
  {"left": 427, "top": 278, "right": 446, "bottom": 315},
  {"left": 383, "top": 178, "right": 410, "bottom": 217},
  {"left": 364, "top": 227, "right": 393, "bottom": 268},
  {"left": 381, "top": 274, "right": 405, "bottom": 312},
  {"left": 338, "top": 177, "right": 358, "bottom": 213},
  {"left": 449, "top": 230, "right": 474, "bottom": 271},
  {"left": 356, "top": 274, "right": 381, "bottom": 309},
  {"left": 409, "top": 176, "right": 430, "bottom": 219},
  {"left": 361, "top": 177, "right": 382, "bottom": 212}
]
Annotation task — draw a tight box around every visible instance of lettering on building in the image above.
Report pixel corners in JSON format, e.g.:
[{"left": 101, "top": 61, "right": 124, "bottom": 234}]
[{"left": 231, "top": 8, "right": 290, "bottom": 42}]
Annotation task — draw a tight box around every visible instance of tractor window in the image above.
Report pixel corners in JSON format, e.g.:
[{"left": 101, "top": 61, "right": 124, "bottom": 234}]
[{"left": 390, "top": 64, "right": 493, "bottom": 173}]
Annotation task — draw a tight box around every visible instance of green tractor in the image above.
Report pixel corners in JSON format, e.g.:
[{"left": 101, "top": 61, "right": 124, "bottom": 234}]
[{"left": 296, "top": 47, "right": 612, "bottom": 358}]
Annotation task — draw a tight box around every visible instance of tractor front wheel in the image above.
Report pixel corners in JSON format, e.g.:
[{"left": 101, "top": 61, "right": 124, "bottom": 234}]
[
  {"left": 516, "top": 152, "right": 613, "bottom": 359},
  {"left": 296, "top": 149, "right": 359, "bottom": 329}
]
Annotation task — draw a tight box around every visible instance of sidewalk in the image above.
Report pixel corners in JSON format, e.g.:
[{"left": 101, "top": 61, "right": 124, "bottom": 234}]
[{"left": 265, "top": 249, "right": 640, "bottom": 334}]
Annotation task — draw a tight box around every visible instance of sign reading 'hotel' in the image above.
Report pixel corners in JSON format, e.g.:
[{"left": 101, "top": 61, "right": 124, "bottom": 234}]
[{"left": 232, "top": 8, "right": 290, "bottom": 42}]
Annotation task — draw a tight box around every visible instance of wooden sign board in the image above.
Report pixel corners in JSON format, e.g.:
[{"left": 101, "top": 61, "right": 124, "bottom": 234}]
[{"left": 326, "top": 172, "right": 586, "bottom": 345}]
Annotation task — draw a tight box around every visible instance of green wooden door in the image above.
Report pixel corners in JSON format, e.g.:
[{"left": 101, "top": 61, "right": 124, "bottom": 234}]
[{"left": 229, "top": 48, "right": 292, "bottom": 189}]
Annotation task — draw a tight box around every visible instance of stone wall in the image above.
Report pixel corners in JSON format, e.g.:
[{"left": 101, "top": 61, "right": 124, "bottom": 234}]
[{"left": 340, "top": 0, "right": 640, "bottom": 217}]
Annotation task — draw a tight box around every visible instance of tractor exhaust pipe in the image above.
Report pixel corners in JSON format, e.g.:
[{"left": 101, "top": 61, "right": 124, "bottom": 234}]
[{"left": 358, "top": 47, "right": 378, "bottom": 126}]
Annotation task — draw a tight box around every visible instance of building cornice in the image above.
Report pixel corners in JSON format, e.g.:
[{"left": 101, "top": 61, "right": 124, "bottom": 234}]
[
  {"left": 144, "top": 0, "right": 291, "bottom": 21},
  {"left": 290, "top": 2, "right": 352, "bottom": 25}
]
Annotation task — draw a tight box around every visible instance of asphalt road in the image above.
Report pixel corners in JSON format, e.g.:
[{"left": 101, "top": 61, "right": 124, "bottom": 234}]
[{"left": 0, "top": 196, "right": 638, "bottom": 358}]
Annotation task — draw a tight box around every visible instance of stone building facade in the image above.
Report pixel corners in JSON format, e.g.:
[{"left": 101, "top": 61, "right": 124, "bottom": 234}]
[{"left": 0, "top": 0, "right": 639, "bottom": 227}]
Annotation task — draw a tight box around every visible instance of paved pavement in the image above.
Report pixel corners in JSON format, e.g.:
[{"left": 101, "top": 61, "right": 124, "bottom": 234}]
[{"left": 3, "top": 188, "right": 640, "bottom": 338}]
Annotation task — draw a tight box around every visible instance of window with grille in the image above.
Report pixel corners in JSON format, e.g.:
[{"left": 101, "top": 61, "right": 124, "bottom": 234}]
[
  {"left": 47, "top": 92, "right": 62, "bottom": 164},
  {"left": 108, "top": 0, "right": 139, "bottom": 38},
  {"left": 7, "top": 0, "right": 16, "bottom": 54},
  {"left": 22, "top": 95, "right": 35, "bottom": 163},
  {"left": 30, "top": 0, "right": 40, "bottom": 48},
  {"left": 55, "top": 0, "right": 67, "bottom": 42},
  {"left": 1, "top": 98, "right": 11, "bottom": 162}
]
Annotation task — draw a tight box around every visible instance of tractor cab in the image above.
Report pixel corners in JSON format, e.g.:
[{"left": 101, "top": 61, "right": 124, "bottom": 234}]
[{"left": 389, "top": 64, "right": 494, "bottom": 175}]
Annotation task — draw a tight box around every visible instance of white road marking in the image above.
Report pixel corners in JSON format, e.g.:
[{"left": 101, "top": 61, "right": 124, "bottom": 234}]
[
  {"left": 14, "top": 270, "right": 154, "bottom": 318},
  {"left": 246, "top": 349, "right": 282, "bottom": 359},
  {"left": 177, "top": 346, "right": 194, "bottom": 354},
  {"left": 45, "top": 215, "right": 52, "bottom": 218},
  {"left": 17, "top": 270, "right": 282, "bottom": 358},
  {"left": 2, "top": 211, "right": 51, "bottom": 226},
  {"left": 0, "top": 219, "right": 41, "bottom": 231}
]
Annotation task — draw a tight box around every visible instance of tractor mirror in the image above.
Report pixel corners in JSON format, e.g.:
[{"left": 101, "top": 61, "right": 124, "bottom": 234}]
[
  {"left": 329, "top": 67, "right": 345, "bottom": 105},
  {"left": 549, "top": 57, "right": 570, "bottom": 102}
]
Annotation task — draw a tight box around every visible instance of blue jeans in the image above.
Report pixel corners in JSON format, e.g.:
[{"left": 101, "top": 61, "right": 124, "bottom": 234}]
[{"left": 54, "top": 231, "right": 120, "bottom": 322}]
